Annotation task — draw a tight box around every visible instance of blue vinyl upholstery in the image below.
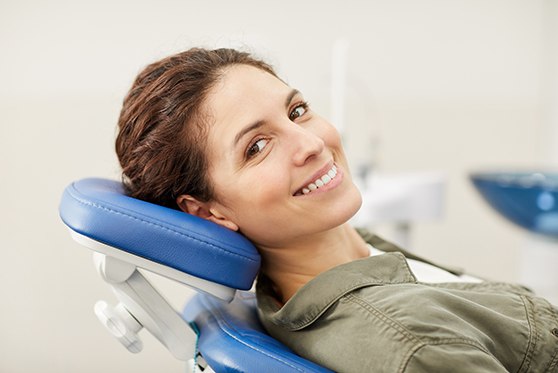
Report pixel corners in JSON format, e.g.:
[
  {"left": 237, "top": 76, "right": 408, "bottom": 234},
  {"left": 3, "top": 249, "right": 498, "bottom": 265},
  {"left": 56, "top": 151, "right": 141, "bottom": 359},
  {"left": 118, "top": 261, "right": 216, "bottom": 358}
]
[
  {"left": 183, "top": 292, "right": 333, "bottom": 373},
  {"left": 59, "top": 178, "right": 260, "bottom": 289}
]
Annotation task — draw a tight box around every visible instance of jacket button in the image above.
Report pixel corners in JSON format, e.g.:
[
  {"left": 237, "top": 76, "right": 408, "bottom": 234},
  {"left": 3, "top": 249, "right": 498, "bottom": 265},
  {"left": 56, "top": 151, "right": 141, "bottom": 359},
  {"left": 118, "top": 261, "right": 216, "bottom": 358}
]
[{"left": 552, "top": 328, "right": 558, "bottom": 338}]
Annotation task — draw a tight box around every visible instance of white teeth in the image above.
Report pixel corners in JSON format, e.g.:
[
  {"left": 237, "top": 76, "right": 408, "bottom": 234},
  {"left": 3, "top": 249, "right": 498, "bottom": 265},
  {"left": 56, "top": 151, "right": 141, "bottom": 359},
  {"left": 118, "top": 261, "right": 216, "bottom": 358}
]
[{"left": 297, "top": 165, "right": 338, "bottom": 196}]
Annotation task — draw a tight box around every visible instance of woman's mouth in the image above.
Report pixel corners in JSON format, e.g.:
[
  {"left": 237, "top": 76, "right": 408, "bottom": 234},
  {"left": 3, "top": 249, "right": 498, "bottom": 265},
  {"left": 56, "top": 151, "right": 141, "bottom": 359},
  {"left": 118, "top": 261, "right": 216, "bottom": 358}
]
[{"left": 294, "top": 164, "right": 338, "bottom": 196}]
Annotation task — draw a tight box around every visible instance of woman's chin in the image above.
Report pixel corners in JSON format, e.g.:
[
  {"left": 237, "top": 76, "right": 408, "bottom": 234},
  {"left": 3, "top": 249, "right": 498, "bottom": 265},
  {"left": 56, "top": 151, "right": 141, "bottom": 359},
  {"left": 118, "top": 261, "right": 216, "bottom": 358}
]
[{"left": 330, "top": 186, "right": 363, "bottom": 227}]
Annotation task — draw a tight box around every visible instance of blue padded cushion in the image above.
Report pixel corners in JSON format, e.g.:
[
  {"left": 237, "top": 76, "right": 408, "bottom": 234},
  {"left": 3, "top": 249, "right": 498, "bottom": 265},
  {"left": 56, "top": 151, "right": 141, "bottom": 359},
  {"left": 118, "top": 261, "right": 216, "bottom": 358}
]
[
  {"left": 183, "top": 292, "right": 333, "bottom": 373},
  {"left": 59, "top": 178, "right": 260, "bottom": 290}
]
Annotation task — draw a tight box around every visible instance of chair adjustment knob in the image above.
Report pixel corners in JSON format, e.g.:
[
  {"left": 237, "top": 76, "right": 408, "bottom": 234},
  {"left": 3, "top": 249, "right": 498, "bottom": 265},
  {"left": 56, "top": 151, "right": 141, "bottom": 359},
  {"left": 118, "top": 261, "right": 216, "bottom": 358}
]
[{"left": 94, "top": 300, "right": 143, "bottom": 353}]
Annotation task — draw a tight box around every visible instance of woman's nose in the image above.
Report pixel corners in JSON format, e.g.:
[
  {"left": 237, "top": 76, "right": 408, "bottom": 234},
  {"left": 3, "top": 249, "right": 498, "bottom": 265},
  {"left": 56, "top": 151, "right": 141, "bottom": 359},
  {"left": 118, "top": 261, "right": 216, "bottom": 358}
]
[{"left": 289, "top": 125, "right": 325, "bottom": 166}]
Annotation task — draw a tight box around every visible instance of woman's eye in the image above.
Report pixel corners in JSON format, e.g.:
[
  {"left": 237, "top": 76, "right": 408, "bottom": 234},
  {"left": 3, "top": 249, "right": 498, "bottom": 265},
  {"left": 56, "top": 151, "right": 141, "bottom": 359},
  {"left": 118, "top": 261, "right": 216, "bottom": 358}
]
[
  {"left": 289, "top": 102, "right": 308, "bottom": 121},
  {"left": 246, "top": 138, "right": 268, "bottom": 159}
]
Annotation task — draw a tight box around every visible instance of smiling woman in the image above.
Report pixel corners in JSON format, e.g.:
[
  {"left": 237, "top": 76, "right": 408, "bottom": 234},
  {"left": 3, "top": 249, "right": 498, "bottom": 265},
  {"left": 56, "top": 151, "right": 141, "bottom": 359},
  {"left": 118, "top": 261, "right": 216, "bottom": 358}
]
[
  {"left": 115, "top": 48, "right": 558, "bottom": 372},
  {"left": 184, "top": 64, "right": 363, "bottom": 253}
]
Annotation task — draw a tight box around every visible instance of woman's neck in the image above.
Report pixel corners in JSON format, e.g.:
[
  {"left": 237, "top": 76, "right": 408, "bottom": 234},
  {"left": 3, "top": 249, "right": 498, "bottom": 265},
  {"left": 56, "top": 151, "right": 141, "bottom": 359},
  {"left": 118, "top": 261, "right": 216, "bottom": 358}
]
[{"left": 257, "top": 224, "right": 369, "bottom": 303}]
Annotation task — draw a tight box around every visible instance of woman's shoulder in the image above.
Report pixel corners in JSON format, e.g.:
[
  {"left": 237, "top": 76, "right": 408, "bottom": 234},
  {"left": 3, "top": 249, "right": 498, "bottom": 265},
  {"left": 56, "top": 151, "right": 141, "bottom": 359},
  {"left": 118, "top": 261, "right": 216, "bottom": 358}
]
[{"left": 258, "top": 275, "right": 543, "bottom": 373}]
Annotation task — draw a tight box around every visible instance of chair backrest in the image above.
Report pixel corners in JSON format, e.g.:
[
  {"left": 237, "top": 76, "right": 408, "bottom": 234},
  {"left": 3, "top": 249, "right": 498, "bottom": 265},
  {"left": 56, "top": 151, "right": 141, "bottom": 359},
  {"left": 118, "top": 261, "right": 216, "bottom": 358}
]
[{"left": 183, "top": 291, "right": 333, "bottom": 372}]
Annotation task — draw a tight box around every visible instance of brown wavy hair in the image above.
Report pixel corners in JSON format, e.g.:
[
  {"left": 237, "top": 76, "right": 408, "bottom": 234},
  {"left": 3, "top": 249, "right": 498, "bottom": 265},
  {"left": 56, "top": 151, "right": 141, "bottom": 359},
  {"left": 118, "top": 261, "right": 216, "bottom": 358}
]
[{"left": 115, "top": 48, "right": 276, "bottom": 209}]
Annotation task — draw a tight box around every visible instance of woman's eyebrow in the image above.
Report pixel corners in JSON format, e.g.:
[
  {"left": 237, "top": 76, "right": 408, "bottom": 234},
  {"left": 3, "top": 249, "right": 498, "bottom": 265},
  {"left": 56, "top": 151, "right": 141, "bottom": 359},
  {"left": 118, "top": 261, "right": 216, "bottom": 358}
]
[
  {"left": 285, "top": 88, "right": 300, "bottom": 108},
  {"left": 233, "top": 88, "right": 301, "bottom": 147},
  {"left": 233, "top": 120, "right": 265, "bottom": 147}
]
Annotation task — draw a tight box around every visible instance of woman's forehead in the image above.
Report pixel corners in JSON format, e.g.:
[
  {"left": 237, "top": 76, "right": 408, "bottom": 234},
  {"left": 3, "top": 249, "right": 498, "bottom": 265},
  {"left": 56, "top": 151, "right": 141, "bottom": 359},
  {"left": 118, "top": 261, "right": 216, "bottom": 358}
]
[
  {"left": 214, "top": 64, "right": 289, "bottom": 103},
  {"left": 204, "top": 65, "right": 290, "bottom": 132}
]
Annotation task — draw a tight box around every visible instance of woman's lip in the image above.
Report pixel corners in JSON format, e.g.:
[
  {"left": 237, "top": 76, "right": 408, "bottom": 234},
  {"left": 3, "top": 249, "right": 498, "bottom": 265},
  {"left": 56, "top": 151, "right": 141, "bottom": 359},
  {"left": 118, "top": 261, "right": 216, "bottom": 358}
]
[{"left": 293, "top": 161, "right": 336, "bottom": 196}]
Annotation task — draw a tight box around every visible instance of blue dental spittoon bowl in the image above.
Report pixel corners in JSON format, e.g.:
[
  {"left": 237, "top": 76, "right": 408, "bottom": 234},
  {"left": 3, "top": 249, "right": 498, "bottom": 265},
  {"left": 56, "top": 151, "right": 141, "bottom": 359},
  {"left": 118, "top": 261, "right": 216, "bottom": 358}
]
[{"left": 470, "top": 172, "right": 558, "bottom": 238}]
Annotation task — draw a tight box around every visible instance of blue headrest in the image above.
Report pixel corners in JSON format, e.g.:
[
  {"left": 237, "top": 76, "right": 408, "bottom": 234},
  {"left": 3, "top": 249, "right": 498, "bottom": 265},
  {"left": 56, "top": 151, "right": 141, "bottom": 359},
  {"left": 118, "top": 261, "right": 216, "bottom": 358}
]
[{"left": 59, "top": 178, "right": 261, "bottom": 290}]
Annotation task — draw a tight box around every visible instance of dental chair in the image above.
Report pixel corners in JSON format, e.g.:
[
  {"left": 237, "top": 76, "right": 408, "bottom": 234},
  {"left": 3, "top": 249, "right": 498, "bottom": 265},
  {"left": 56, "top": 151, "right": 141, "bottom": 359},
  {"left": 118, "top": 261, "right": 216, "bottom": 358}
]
[{"left": 59, "top": 178, "right": 332, "bottom": 373}]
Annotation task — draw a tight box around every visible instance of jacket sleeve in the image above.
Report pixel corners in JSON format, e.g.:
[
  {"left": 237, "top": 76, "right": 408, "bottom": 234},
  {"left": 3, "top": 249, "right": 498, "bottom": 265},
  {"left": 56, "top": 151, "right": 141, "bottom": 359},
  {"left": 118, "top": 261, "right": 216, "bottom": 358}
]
[{"left": 402, "top": 343, "right": 509, "bottom": 372}]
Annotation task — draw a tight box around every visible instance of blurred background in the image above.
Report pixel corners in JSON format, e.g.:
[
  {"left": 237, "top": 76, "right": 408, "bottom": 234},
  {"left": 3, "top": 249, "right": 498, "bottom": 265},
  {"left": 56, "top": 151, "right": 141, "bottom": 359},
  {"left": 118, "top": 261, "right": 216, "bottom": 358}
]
[{"left": 1, "top": 0, "right": 557, "bottom": 371}]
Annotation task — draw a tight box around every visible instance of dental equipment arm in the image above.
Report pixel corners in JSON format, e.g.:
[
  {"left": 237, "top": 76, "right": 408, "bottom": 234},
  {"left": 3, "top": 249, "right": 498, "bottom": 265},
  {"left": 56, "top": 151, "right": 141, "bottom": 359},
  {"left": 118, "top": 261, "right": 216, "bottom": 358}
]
[{"left": 93, "top": 251, "right": 195, "bottom": 360}]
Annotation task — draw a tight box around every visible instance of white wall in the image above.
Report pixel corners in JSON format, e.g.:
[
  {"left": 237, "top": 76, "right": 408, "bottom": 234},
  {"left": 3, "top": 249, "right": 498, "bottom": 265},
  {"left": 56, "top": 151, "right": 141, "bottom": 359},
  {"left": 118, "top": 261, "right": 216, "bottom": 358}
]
[{"left": 1, "top": 1, "right": 556, "bottom": 372}]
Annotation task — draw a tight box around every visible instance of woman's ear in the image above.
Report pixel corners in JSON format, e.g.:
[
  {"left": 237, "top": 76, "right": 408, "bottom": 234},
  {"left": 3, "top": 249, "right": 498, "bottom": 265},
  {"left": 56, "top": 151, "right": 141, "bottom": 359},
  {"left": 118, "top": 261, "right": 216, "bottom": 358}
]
[{"left": 176, "top": 195, "right": 239, "bottom": 232}]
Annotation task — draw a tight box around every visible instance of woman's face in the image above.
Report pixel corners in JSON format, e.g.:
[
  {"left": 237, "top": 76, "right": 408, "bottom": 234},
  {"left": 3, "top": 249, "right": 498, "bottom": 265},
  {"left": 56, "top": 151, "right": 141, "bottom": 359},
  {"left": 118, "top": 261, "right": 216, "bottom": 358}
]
[{"left": 198, "top": 64, "right": 362, "bottom": 248}]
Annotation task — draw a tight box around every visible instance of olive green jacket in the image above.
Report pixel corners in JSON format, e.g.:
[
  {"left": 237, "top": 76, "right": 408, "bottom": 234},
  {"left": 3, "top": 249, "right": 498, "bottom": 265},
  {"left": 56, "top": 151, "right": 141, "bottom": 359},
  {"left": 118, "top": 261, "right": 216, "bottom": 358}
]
[{"left": 256, "top": 230, "right": 558, "bottom": 372}]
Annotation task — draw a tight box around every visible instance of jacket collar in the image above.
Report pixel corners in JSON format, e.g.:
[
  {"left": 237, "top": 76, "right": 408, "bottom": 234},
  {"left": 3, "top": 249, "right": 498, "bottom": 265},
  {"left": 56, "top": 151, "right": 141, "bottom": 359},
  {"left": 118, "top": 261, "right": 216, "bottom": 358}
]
[{"left": 257, "top": 252, "right": 417, "bottom": 331}]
